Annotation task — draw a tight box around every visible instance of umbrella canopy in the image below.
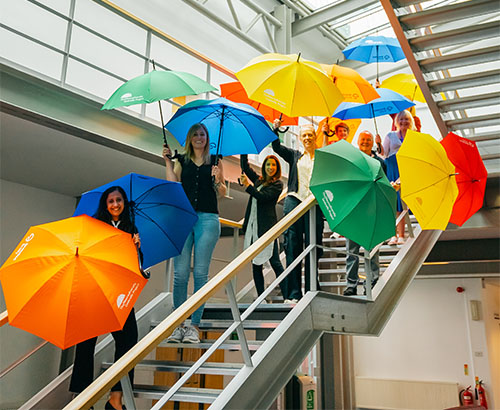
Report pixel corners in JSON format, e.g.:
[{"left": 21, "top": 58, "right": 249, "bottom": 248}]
[
  {"left": 101, "top": 69, "right": 216, "bottom": 146},
  {"left": 0, "top": 215, "right": 147, "bottom": 349},
  {"left": 236, "top": 53, "right": 344, "bottom": 117},
  {"left": 397, "top": 130, "right": 458, "bottom": 230},
  {"left": 164, "top": 97, "right": 278, "bottom": 156},
  {"left": 320, "top": 64, "right": 380, "bottom": 103},
  {"left": 342, "top": 36, "right": 405, "bottom": 64},
  {"left": 220, "top": 81, "right": 298, "bottom": 125},
  {"left": 332, "top": 88, "right": 415, "bottom": 120},
  {"left": 441, "top": 132, "right": 488, "bottom": 226},
  {"left": 380, "top": 73, "right": 426, "bottom": 103},
  {"left": 310, "top": 140, "right": 396, "bottom": 250},
  {"left": 74, "top": 173, "right": 198, "bottom": 269},
  {"left": 315, "top": 117, "right": 360, "bottom": 146},
  {"left": 102, "top": 70, "right": 216, "bottom": 110}
]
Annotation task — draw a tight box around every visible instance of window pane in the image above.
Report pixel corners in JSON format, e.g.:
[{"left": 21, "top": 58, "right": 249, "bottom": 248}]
[
  {"left": 0, "top": 0, "right": 67, "bottom": 50},
  {"left": 0, "top": 27, "right": 62, "bottom": 80},
  {"left": 40, "top": 0, "right": 71, "bottom": 17},
  {"left": 210, "top": 68, "right": 234, "bottom": 93},
  {"left": 70, "top": 25, "right": 145, "bottom": 81},
  {"left": 151, "top": 35, "right": 208, "bottom": 78},
  {"left": 74, "top": 0, "right": 147, "bottom": 55}
]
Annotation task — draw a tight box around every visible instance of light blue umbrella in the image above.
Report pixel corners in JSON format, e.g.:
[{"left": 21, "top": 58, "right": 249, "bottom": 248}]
[
  {"left": 332, "top": 88, "right": 415, "bottom": 135},
  {"left": 74, "top": 173, "right": 198, "bottom": 270},
  {"left": 165, "top": 98, "right": 277, "bottom": 157},
  {"left": 342, "top": 35, "right": 405, "bottom": 82}
]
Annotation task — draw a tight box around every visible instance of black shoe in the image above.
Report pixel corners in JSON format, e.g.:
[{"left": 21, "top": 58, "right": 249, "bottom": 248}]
[
  {"left": 343, "top": 287, "right": 357, "bottom": 296},
  {"left": 105, "top": 401, "right": 126, "bottom": 410}
]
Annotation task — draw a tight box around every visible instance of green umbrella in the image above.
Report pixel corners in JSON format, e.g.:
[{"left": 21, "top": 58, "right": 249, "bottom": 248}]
[
  {"left": 310, "top": 140, "right": 397, "bottom": 250},
  {"left": 102, "top": 63, "right": 216, "bottom": 146}
]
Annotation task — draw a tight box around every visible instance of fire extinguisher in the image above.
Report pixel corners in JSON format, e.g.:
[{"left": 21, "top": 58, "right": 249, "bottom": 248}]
[
  {"left": 477, "top": 380, "right": 488, "bottom": 409},
  {"left": 460, "top": 386, "right": 474, "bottom": 406}
]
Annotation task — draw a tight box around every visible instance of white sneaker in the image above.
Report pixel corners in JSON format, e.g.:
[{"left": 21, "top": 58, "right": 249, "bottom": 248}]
[
  {"left": 182, "top": 325, "right": 200, "bottom": 344},
  {"left": 167, "top": 326, "right": 185, "bottom": 343},
  {"left": 284, "top": 299, "right": 298, "bottom": 304}
]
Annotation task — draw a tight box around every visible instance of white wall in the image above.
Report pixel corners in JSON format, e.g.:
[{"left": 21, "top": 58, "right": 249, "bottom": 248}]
[
  {"left": 0, "top": 179, "right": 75, "bottom": 409},
  {"left": 353, "top": 278, "right": 497, "bottom": 410},
  {"left": 483, "top": 279, "right": 500, "bottom": 408}
]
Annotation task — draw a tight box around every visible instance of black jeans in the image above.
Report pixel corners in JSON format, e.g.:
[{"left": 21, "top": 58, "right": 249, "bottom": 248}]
[
  {"left": 252, "top": 240, "right": 286, "bottom": 296},
  {"left": 282, "top": 196, "right": 324, "bottom": 300},
  {"left": 69, "top": 309, "right": 137, "bottom": 393}
]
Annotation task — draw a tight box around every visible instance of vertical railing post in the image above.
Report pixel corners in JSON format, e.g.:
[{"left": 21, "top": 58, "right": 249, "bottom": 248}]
[
  {"left": 364, "top": 248, "right": 372, "bottom": 300},
  {"left": 60, "top": 0, "right": 76, "bottom": 87},
  {"left": 231, "top": 225, "right": 240, "bottom": 291},
  {"left": 402, "top": 202, "right": 414, "bottom": 238},
  {"left": 165, "top": 258, "right": 174, "bottom": 293},
  {"left": 120, "top": 373, "right": 137, "bottom": 410},
  {"left": 309, "top": 205, "right": 317, "bottom": 292},
  {"left": 142, "top": 30, "right": 152, "bottom": 119}
]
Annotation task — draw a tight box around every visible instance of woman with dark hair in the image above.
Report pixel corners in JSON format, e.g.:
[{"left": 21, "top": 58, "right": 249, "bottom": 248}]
[
  {"left": 240, "top": 154, "right": 285, "bottom": 299},
  {"left": 163, "top": 123, "right": 225, "bottom": 344},
  {"left": 69, "top": 186, "right": 141, "bottom": 410}
]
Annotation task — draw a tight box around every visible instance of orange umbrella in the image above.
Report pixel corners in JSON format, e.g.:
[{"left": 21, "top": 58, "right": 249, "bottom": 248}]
[
  {"left": 220, "top": 81, "right": 298, "bottom": 125},
  {"left": 0, "top": 215, "right": 147, "bottom": 349},
  {"left": 315, "top": 117, "right": 360, "bottom": 147},
  {"left": 320, "top": 64, "right": 379, "bottom": 104}
]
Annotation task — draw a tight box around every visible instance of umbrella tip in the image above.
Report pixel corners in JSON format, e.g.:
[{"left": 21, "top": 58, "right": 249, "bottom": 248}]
[
  {"left": 297, "top": 53, "right": 301, "bottom": 62},
  {"left": 75, "top": 247, "right": 79, "bottom": 257}
]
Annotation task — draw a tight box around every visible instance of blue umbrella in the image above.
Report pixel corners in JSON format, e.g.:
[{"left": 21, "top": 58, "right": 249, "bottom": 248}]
[
  {"left": 74, "top": 173, "right": 198, "bottom": 270},
  {"left": 342, "top": 36, "right": 405, "bottom": 82},
  {"left": 165, "top": 97, "right": 278, "bottom": 157},
  {"left": 332, "top": 88, "right": 415, "bottom": 135}
]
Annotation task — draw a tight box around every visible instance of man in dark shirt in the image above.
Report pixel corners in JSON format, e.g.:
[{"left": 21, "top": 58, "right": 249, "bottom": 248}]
[{"left": 344, "top": 131, "right": 386, "bottom": 296}]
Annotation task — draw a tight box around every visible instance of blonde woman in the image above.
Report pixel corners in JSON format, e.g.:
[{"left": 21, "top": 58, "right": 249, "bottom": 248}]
[
  {"left": 376, "top": 110, "right": 415, "bottom": 245},
  {"left": 163, "top": 123, "right": 226, "bottom": 344}
]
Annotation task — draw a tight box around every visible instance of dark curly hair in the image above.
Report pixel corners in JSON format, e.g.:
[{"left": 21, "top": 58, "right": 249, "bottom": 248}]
[{"left": 95, "top": 186, "right": 135, "bottom": 234}]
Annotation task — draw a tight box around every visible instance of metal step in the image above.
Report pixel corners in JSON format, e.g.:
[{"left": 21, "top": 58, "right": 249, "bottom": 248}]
[
  {"left": 469, "top": 131, "right": 499, "bottom": 142},
  {"left": 437, "top": 92, "right": 500, "bottom": 112},
  {"left": 428, "top": 69, "right": 500, "bottom": 92},
  {"left": 320, "top": 255, "right": 395, "bottom": 264},
  {"left": 319, "top": 268, "right": 388, "bottom": 275},
  {"left": 158, "top": 339, "right": 264, "bottom": 350},
  {"left": 409, "top": 21, "right": 499, "bottom": 51},
  {"left": 103, "top": 359, "right": 243, "bottom": 376},
  {"left": 399, "top": 0, "right": 496, "bottom": 29},
  {"left": 446, "top": 113, "right": 500, "bottom": 130},
  {"left": 418, "top": 45, "right": 500, "bottom": 72},
  {"left": 134, "top": 384, "right": 221, "bottom": 403},
  {"left": 393, "top": 0, "right": 433, "bottom": 6}
]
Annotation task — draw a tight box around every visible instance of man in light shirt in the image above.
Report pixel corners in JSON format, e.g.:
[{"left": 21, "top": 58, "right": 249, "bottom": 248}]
[{"left": 271, "top": 120, "right": 324, "bottom": 303}]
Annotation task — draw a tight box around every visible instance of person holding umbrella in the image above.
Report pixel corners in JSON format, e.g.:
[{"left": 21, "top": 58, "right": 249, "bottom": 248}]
[
  {"left": 69, "top": 186, "right": 142, "bottom": 410},
  {"left": 376, "top": 109, "right": 415, "bottom": 245},
  {"left": 163, "top": 123, "right": 226, "bottom": 344},
  {"left": 240, "top": 154, "right": 286, "bottom": 300},
  {"left": 343, "top": 131, "right": 386, "bottom": 296},
  {"left": 271, "top": 119, "right": 324, "bottom": 303},
  {"left": 321, "top": 121, "right": 350, "bottom": 146}
]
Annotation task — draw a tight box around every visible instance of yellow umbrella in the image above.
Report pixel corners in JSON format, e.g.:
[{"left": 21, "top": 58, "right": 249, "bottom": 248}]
[
  {"left": 380, "top": 73, "right": 426, "bottom": 103},
  {"left": 315, "top": 117, "right": 360, "bottom": 147},
  {"left": 396, "top": 130, "right": 458, "bottom": 230},
  {"left": 236, "top": 53, "right": 344, "bottom": 117},
  {"left": 320, "top": 64, "right": 379, "bottom": 103}
]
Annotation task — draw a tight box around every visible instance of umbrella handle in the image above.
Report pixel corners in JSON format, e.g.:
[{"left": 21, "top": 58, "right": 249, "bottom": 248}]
[
  {"left": 277, "top": 126, "right": 289, "bottom": 133},
  {"left": 323, "top": 130, "right": 335, "bottom": 137}
]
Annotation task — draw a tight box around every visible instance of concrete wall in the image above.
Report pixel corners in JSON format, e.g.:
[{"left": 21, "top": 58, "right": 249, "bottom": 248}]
[{"left": 353, "top": 278, "right": 498, "bottom": 410}]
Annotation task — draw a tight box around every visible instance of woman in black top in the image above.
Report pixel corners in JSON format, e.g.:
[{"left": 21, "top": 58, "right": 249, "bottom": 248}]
[
  {"left": 240, "top": 154, "right": 286, "bottom": 299},
  {"left": 69, "top": 186, "right": 141, "bottom": 410},
  {"left": 163, "top": 123, "right": 226, "bottom": 344}
]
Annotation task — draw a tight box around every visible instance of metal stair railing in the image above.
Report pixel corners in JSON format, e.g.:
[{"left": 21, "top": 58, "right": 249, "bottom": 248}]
[{"left": 62, "top": 195, "right": 317, "bottom": 410}]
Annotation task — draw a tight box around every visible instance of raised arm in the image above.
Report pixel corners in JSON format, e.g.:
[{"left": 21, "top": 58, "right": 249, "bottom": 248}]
[
  {"left": 246, "top": 180, "right": 283, "bottom": 203},
  {"left": 162, "top": 146, "right": 179, "bottom": 182},
  {"left": 212, "top": 159, "right": 227, "bottom": 197},
  {"left": 240, "top": 154, "right": 259, "bottom": 184}
]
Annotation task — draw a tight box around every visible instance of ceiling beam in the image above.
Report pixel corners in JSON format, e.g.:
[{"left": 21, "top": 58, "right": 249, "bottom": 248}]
[{"left": 292, "top": 0, "right": 379, "bottom": 37}]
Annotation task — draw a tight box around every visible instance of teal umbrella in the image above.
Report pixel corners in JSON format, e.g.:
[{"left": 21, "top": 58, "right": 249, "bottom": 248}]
[
  {"left": 102, "top": 63, "right": 216, "bottom": 146},
  {"left": 310, "top": 140, "right": 397, "bottom": 250}
]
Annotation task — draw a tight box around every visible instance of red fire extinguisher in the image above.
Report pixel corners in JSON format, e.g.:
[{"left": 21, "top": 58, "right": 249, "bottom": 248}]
[
  {"left": 477, "top": 380, "right": 488, "bottom": 409},
  {"left": 460, "top": 386, "right": 474, "bottom": 406}
]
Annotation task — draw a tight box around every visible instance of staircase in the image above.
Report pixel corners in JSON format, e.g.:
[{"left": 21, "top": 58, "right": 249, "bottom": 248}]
[{"left": 380, "top": 0, "right": 500, "bottom": 175}]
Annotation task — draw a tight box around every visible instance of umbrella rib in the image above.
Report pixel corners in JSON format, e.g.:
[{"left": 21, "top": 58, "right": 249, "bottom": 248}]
[
  {"left": 402, "top": 174, "right": 453, "bottom": 197},
  {"left": 399, "top": 154, "right": 453, "bottom": 176}
]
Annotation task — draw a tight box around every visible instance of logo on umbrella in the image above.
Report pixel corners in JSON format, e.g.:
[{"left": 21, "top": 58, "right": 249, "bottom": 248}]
[
  {"left": 13, "top": 233, "right": 35, "bottom": 261},
  {"left": 264, "top": 89, "right": 275, "bottom": 96},
  {"left": 321, "top": 190, "right": 337, "bottom": 220},
  {"left": 117, "top": 282, "right": 141, "bottom": 310},
  {"left": 120, "top": 93, "right": 144, "bottom": 103}
]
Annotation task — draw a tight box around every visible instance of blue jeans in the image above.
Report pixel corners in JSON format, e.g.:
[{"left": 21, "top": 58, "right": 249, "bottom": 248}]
[
  {"left": 346, "top": 238, "right": 379, "bottom": 289},
  {"left": 173, "top": 212, "right": 220, "bottom": 326},
  {"left": 283, "top": 196, "right": 324, "bottom": 300}
]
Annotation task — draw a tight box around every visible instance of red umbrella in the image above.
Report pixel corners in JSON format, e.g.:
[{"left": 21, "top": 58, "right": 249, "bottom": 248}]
[
  {"left": 441, "top": 132, "right": 487, "bottom": 226},
  {"left": 220, "top": 81, "right": 298, "bottom": 126}
]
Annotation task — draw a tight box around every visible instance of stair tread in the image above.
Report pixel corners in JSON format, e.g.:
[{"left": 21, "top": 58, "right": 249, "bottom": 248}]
[
  {"left": 104, "top": 359, "right": 243, "bottom": 375},
  {"left": 134, "top": 384, "right": 221, "bottom": 403},
  {"left": 158, "top": 339, "right": 263, "bottom": 350}
]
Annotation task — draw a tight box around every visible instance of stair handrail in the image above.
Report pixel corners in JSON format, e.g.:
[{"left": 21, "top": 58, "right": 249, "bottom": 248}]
[{"left": 63, "top": 195, "right": 316, "bottom": 410}]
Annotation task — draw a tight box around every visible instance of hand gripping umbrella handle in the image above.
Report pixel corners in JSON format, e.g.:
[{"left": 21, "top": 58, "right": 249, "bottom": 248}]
[{"left": 275, "top": 113, "right": 289, "bottom": 133}]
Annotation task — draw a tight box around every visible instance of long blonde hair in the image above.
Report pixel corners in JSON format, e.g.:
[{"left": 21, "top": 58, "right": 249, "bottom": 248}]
[
  {"left": 184, "top": 123, "right": 211, "bottom": 164},
  {"left": 395, "top": 110, "right": 416, "bottom": 132}
]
